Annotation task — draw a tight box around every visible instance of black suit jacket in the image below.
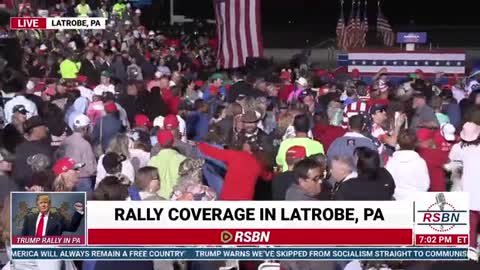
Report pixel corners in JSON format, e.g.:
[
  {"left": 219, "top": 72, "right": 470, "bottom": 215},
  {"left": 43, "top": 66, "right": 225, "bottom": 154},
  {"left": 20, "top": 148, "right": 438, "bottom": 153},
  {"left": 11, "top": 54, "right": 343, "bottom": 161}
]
[
  {"left": 79, "top": 59, "right": 100, "bottom": 85},
  {"left": 333, "top": 169, "right": 395, "bottom": 201},
  {"left": 21, "top": 211, "right": 84, "bottom": 236},
  {"left": 227, "top": 81, "right": 266, "bottom": 103}
]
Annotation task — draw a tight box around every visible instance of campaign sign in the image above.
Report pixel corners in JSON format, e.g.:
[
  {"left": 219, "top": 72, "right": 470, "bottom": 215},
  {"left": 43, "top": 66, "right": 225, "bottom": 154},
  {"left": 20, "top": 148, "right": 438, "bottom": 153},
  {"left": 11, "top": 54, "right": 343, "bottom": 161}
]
[
  {"left": 396, "top": 32, "right": 427, "bottom": 44},
  {"left": 11, "top": 192, "right": 86, "bottom": 246}
]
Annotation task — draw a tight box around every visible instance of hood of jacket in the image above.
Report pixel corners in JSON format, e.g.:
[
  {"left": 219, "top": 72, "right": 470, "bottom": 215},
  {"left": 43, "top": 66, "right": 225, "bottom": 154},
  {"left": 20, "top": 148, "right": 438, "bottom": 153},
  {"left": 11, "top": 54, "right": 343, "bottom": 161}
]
[{"left": 391, "top": 150, "right": 422, "bottom": 163}]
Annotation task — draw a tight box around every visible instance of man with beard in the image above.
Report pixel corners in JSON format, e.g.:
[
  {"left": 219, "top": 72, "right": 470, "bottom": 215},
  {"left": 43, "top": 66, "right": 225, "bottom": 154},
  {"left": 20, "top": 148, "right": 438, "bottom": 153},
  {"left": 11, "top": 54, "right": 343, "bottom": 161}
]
[
  {"left": 13, "top": 116, "right": 52, "bottom": 188},
  {"left": 60, "top": 114, "right": 97, "bottom": 192},
  {"left": 2, "top": 105, "right": 28, "bottom": 153}
]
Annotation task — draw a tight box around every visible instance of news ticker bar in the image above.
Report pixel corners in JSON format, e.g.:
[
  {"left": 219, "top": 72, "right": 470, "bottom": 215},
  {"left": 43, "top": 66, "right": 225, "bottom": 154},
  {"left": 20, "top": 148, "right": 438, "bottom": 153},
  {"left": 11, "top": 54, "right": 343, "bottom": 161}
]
[{"left": 12, "top": 247, "right": 468, "bottom": 260}]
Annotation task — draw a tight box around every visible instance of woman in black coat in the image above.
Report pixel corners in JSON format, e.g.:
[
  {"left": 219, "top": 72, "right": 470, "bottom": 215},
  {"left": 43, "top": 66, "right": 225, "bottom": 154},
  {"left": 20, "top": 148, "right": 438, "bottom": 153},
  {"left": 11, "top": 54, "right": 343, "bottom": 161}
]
[{"left": 334, "top": 147, "right": 395, "bottom": 201}]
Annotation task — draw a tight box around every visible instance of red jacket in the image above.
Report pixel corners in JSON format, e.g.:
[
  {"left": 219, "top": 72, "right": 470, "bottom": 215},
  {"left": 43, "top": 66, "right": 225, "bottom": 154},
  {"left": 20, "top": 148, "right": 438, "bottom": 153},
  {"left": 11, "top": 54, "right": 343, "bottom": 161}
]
[
  {"left": 312, "top": 124, "right": 347, "bottom": 152},
  {"left": 367, "top": 98, "right": 390, "bottom": 108},
  {"left": 417, "top": 147, "right": 449, "bottom": 192},
  {"left": 168, "top": 96, "right": 181, "bottom": 115},
  {"left": 278, "top": 84, "right": 294, "bottom": 102},
  {"left": 198, "top": 143, "right": 262, "bottom": 200}
]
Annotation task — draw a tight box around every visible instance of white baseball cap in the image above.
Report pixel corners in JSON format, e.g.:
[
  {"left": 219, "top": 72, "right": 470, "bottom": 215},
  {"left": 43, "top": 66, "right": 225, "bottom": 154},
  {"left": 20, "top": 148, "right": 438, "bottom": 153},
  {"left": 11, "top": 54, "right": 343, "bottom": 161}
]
[
  {"left": 73, "top": 114, "right": 91, "bottom": 128},
  {"left": 440, "top": 123, "right": 456, "bottom": 141},
  {"left": 295, "top": 77, "right": 308, "bottom": 87},
  {"left": 26, "top": 80, "right": 35, "bottom": 91},
  {"left": 153, "top": 116, "right": 164, "bottom": 128}
]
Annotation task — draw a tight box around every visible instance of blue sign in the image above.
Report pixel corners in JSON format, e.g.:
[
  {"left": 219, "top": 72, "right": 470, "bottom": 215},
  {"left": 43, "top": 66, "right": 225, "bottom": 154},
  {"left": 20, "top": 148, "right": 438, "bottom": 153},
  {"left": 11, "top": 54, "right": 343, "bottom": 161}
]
[{"left": 396, "top": 32, "right": 427, "bottom": 44}]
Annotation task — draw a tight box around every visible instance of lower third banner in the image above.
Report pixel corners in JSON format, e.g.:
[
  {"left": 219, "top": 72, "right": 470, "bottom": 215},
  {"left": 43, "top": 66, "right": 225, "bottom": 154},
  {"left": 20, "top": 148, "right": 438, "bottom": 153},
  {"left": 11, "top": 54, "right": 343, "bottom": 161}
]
[{"left": 11, "top": 247, "right": 468, "bottom": 260}]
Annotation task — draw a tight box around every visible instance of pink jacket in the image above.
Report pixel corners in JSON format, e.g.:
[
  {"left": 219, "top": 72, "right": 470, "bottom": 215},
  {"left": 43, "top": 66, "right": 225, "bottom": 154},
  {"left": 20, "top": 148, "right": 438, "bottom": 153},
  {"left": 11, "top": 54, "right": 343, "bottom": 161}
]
[{"left": 86, "top": 101, "right": 105, "bottom": 124}]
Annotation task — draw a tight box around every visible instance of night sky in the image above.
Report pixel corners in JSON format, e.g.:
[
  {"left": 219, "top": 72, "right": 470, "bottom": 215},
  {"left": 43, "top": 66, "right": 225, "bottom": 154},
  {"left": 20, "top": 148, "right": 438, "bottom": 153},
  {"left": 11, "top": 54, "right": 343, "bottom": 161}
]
[
  {"left": 169, "top": 0, "right": 479, "bottom": 47},
  {"left": 176, "top": 0, "right": 479, "bottom": 27}
]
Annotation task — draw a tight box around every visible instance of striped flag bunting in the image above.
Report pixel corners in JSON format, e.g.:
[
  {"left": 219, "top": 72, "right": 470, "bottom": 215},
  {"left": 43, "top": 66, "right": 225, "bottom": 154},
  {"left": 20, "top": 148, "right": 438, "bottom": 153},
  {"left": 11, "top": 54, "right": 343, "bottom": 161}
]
[{"left": 214, "top": 0, "right": 263, "bottom": 69}]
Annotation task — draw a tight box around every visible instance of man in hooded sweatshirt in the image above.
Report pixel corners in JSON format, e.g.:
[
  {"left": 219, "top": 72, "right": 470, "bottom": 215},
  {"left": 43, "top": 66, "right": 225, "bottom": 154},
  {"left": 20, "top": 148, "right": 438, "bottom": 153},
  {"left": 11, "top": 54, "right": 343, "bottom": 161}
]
[
  {"left": 386, "top": 129, "right": 430, "bottom": 201},
  {"left": 327, "top": 115, "right": 378, "bottom": 163},
  {"left": 62, "top": 114, "right": 97, "bottom": 192},
  {"left": 66, "top": 96, "right": 89, "bottom": 130},
  {"left": 415, "top": 128, "right": 448, "bottom": 192}
]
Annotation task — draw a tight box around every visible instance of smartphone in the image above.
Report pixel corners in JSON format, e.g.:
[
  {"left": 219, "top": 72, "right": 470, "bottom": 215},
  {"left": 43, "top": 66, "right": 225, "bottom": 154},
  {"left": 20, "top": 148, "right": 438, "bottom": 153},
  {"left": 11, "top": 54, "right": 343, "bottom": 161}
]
[{"left": 394, "top": 112, "right": 408, "bottom": 129}]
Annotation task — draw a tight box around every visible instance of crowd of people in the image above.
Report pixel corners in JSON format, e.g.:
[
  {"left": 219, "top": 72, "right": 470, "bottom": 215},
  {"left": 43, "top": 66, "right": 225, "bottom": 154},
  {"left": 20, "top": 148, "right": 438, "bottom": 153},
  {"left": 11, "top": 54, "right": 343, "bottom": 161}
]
[{"left": 0, "top": 0, "right": 479, "bottom": 269}]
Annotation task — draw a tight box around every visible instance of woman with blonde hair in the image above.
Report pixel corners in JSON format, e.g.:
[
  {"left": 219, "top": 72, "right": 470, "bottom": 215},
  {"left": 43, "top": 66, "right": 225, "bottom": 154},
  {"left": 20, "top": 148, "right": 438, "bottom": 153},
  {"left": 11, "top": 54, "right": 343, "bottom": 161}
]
[
  {"left": 127, "top": 130, "right": 152, "bottom": 172},
  {"left": 96, "top": 133, "right": 135, "bottom": 186},
  {"left": 128, "top": 166, "right": 163, "bottom": 201},
  {"left": 52, "top": 157, "right": 85, "bottom": 191}
]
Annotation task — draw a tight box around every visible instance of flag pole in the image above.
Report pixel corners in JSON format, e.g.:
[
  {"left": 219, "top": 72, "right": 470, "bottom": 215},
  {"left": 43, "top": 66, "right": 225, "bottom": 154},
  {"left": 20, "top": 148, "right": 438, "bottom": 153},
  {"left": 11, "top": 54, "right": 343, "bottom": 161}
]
[{"left": 170, "top": 0, "right": 174, "bottom": 25}]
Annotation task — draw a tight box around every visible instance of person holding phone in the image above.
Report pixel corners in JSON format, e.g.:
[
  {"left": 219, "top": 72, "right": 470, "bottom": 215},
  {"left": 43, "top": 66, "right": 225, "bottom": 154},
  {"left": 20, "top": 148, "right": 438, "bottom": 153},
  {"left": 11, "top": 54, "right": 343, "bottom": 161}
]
[{"left": 370, "top": 104, "right": 406, "bottom": 163}]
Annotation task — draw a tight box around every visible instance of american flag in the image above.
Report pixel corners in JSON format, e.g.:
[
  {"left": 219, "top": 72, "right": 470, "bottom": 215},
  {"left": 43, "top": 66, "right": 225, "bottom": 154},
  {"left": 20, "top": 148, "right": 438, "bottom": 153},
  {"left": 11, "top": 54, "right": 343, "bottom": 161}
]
[
  {"left": 343, "top": 2, "right": 355, "bottom": 50},
  {"left": 360, "top": 1, "right": 368, "bottom": 48},
  {"left": 376, "top": 3, "right": 394, "bottom": 47},
  {"left": 342, "top": 100, "right": 369, "bottom": 128},
  {"left": 353, "top": 1, "right": 362, "bottom": 48},
  {"left": 214, "top": 0, "right": 263, "bottom": 69},
  {"left": 336, "top": 1, "right": 346, "bottom": 49}
]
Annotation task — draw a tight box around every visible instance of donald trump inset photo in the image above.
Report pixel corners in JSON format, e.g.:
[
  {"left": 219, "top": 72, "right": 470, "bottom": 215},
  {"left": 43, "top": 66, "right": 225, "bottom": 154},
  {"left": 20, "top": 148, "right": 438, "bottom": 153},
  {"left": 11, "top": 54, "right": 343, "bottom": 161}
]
[{"left": 21, "top": 194, "right": 84, "bottom": 236}]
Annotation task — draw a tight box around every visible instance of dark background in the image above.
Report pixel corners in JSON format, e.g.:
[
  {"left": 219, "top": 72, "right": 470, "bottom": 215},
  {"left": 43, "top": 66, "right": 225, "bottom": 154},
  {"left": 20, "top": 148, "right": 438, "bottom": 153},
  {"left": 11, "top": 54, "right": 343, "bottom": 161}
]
[
  {"left": 176, "top": 0, "right": 478, "bottom": 26},
  {"left": 168, "top": 0, "right": 480, "bottom": 48}
]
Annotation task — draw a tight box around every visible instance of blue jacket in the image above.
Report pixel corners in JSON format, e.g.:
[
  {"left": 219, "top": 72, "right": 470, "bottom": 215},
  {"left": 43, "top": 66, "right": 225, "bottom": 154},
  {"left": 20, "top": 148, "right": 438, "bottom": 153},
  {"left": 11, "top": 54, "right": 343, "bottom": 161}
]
[
  {"left": 186, "top": 112, "right": 210, "bottom": 142},
  {"left": 445, "top": 102, "right": 461, "bottom": 130},
  {"left": 92, "top": 114, "right": 123, "bottom": 151},
  {"left": 202, "top": 85, "right": 227, "bottom": 101}
]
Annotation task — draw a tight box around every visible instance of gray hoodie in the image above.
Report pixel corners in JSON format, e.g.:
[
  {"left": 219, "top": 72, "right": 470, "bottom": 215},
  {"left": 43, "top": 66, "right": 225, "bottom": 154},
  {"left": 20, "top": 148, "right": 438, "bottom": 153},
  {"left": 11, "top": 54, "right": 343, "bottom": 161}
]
[{"left": 327, "top": 132, "right": 378, "bottom": 163}]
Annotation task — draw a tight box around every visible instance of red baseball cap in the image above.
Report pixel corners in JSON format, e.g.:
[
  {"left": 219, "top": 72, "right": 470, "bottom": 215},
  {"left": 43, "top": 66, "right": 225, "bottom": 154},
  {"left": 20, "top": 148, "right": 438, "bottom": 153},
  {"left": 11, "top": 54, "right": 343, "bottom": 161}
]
[
  {"left": 77, "top": 75, "right": 88, "bottom": 83},
  {"left": 194, "top": 80, "right": 204, "bottom": 88},
  {"left": 415, "top": 69, "right": 425, "bottom": 79},
  {"left": 104, "top": 102, "right": 118, "bottom": 113},
  {"left": 34, "top": 82, "right": 46, "bottom": 92},
  {"left": 280, "top": 71, "right": 291, "bottom": 80},
  {"left": 43, "top": 86, "right": 56, "bottom": 96},
  {"left": 417, "top": 128, "right": 435, "bottom": 142},
  {"left": 52, "top": 157, "right": 85, "bottom": 176},
  {"left": 163, "top": 115, "right": 179, "bottom": 130},
  {"left": 286, "top": 146, "right": 307, "bottom": 161},
  {"left": 316, "top": 69, "right": 328, "bottom": 77},
  {"left": 135, "top": 114, "right": 152, "bottom": 127},
  {"left": 156, "top": 129, "right": 174, "bottom": 147},
  {"left": 351, "top": 68, "right": 360, "bottom": 79}
]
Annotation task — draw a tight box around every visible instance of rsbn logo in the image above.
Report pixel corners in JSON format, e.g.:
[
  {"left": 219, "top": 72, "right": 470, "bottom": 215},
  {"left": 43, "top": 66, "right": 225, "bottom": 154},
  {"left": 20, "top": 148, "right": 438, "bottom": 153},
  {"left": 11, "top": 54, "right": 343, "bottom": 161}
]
[{"left": 417, "top": 193, "right": 467, "bottom": 232}]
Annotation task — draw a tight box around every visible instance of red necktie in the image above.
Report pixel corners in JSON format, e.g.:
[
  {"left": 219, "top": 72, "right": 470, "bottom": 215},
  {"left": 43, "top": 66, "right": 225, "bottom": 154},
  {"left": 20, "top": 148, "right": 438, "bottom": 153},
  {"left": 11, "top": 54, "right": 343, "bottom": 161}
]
[{"left": 36, "top": 214, "right": 45, "bottom": 237}]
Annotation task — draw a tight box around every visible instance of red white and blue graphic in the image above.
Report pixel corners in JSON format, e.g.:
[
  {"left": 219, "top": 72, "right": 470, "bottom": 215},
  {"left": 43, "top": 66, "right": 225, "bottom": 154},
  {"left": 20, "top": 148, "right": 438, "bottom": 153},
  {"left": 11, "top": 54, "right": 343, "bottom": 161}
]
[{"left": 345, "top": 50, "right": 466, "bottom": 75}]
